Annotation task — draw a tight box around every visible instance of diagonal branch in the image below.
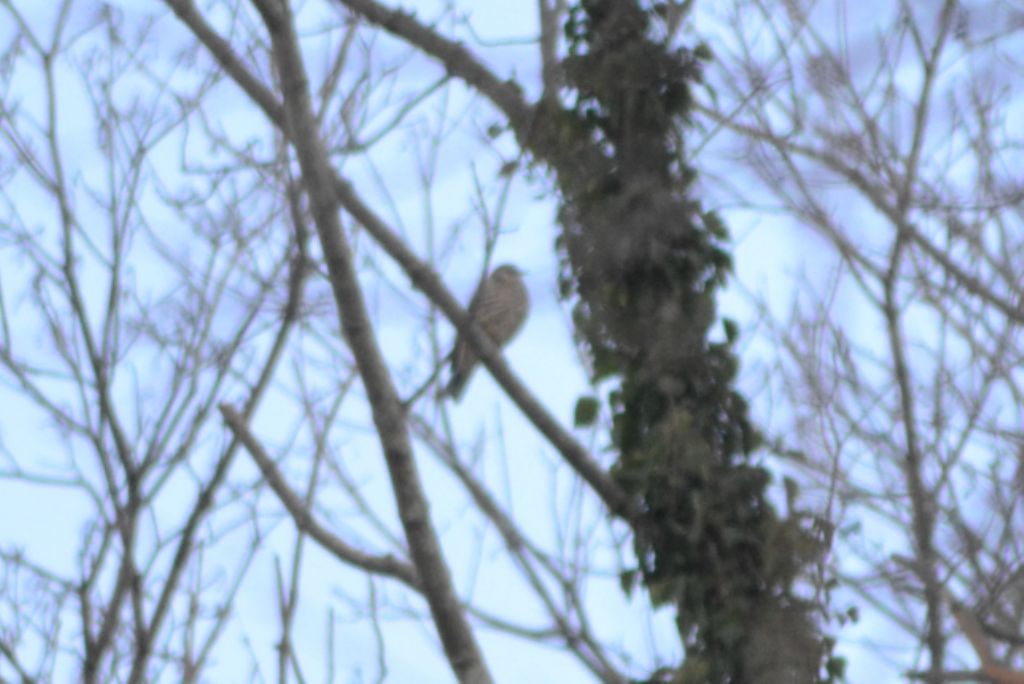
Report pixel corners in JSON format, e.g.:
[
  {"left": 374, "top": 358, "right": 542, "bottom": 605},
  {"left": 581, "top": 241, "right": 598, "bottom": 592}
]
[
  {"left": 331, "top": 178, "right": 634, "bottom": 520},
  {"left": 331, "top": 0, "right": 533, "bottom": 133},
  {"left": 250, "top": 0, "right": 492, "bottom": 680},
  {"left": 220, "top": 404, "right": 420, "bottom": 588}
]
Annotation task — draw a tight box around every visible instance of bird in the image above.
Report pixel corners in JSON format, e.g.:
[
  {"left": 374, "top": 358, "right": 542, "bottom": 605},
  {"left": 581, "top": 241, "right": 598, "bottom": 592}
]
[{"left": 444, "top": 264, "right": 529, "bottom": 400}]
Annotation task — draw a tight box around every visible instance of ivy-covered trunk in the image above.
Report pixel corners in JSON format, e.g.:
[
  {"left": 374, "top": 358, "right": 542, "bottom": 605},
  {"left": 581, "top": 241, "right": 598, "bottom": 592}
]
[{"left": 536, "top": 2, "right": 838, "bottom": 680}]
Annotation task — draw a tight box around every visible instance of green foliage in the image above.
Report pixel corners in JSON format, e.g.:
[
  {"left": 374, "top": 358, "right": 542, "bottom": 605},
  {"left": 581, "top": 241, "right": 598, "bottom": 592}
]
[
  {"left": 543, "top": 0, "right": 840, "bottom": 680},
  {"left": 722, "top": 318, "right": 739, "bottom": 343},
  {"left": 573, "top": 395, "right": 600, "bottom": 427}
]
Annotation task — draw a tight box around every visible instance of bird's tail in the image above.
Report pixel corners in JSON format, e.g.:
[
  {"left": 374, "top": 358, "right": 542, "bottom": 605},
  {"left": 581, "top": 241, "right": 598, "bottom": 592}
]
[{"left": 442, "top": 370, "right": 470, "bottom": 401}]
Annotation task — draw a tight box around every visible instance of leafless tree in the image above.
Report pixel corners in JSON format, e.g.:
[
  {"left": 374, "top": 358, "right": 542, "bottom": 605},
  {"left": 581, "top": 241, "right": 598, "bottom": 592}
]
[
  {"left": 695, "top": 0, "right": 1024, "bottom": 680},
  {"left": 0, "top": 1, "right": 671, "bottom": 682}
]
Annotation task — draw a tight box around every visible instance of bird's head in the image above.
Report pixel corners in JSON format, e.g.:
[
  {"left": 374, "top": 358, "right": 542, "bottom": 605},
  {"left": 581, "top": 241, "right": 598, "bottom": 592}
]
[{"left": 491, "top": 264, "right": 524, "bottom": 282}]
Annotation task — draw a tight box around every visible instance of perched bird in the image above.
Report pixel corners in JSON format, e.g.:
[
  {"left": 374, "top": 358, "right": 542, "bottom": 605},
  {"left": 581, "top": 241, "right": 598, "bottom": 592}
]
[{"left": 444, "top": 264, "right": 529, "bottom": 400}]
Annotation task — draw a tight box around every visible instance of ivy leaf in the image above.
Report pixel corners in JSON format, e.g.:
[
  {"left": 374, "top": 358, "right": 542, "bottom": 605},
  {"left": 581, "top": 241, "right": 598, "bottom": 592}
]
[
  {"left": 722, "top": 317, "right": 738, "bottom": 343},
  {"left": 574, "top": 396, "right": 600, "bottom": 427},
  {"left": 619, "top": 568, "right": 639, "bottom": 596},
  {"left": 592, "top": 347, "right": 620, "bottom": 381}
]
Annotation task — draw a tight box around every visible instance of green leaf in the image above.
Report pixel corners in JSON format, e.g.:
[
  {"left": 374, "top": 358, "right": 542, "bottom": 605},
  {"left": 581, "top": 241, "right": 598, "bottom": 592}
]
[
  {"left": 703, "top": 210, "right": 729, "bottom": 239},
  {"left": 722, "top": 317, "right": 738, "bottom": 343},
  {"left": 826, "top": 655, "right": 847, "bottom": 679},
  {"left": 592, "top": 347, "right": 620, "bottom": 381},
  {"left": 574, "top": 396, "right": 600, "bottom": 427},
  {"left": 619, "top": 568, "right": 638, "bottom": 596}
]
